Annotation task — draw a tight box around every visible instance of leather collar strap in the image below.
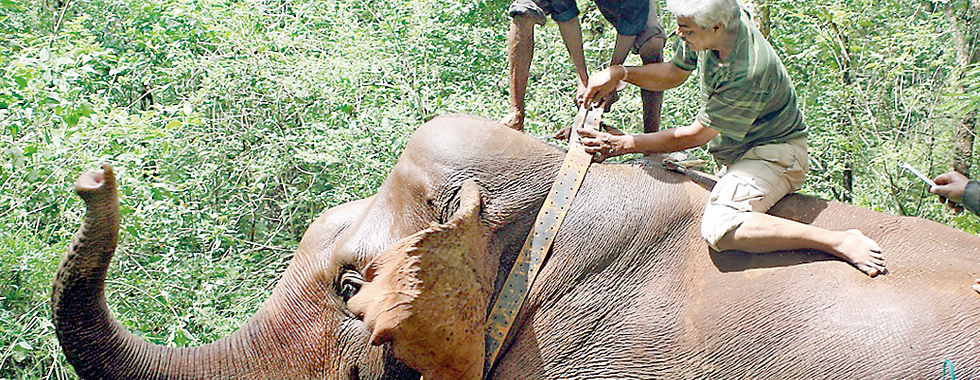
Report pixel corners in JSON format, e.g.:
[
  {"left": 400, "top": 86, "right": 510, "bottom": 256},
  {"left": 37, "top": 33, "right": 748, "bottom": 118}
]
[{"left": 484, "top": 107, "right": 602, "bottom": 377}]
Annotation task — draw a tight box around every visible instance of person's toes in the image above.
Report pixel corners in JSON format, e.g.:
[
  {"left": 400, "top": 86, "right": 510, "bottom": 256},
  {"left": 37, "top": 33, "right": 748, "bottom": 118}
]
[{"left": 857, "top": 264, "right": 879, "bottom": 277}]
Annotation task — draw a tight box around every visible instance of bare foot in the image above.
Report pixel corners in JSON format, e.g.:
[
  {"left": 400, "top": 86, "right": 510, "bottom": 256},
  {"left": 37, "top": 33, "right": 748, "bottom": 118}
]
[
  {"left": 833, "top": 229, "right": 886, "bottom": 277},
  {"left": 973, "top": 279, "right": 980, "bottom": 295},
  {"left": 500, "top": 109, "right": 524, "bottom": 132}
]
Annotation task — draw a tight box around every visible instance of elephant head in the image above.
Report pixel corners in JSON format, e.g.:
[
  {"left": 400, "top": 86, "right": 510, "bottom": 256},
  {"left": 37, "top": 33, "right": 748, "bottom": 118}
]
[
  {"left": 52, "top": 115, "right": 560, "bottom": 379},
  {"left": 52, "top": 164, "right": 419, "bottom": 379}
]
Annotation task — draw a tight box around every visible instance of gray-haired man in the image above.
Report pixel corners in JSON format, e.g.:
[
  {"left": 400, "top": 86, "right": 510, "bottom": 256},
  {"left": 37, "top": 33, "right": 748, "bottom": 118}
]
[{"left": 577, "top": 0, "right": 887, "bottom": 277}]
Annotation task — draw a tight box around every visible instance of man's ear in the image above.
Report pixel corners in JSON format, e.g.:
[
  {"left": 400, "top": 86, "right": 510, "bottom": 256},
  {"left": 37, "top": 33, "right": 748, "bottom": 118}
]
[{"left": 347, "top": 179, "right": 494, "bottom": 380}]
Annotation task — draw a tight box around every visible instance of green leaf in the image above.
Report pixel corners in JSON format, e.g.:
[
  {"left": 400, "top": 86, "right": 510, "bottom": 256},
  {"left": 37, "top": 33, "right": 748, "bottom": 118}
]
[
  {"left": 11, "top": 341, "right": 32, "bottom": 363},
  {"left": 109, "top": 66, "right": 131, "bottom": 76}
]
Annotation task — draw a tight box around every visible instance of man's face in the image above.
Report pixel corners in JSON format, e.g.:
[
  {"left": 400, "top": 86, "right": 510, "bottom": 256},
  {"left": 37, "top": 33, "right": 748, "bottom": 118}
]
[{"left": 676, "top": 16, "right": 718, "bottom": 51}]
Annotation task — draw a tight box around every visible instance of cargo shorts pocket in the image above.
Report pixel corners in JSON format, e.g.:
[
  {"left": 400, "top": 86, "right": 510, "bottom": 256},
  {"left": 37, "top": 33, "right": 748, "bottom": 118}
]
[{"left": 710, "top": 175, "right": 765, "bottom": 212}]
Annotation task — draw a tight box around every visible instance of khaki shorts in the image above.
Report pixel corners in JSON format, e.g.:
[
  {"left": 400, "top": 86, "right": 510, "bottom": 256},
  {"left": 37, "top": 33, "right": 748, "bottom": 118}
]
[{"left": 701, "top": 137, "right": 809, "bottom": 250}]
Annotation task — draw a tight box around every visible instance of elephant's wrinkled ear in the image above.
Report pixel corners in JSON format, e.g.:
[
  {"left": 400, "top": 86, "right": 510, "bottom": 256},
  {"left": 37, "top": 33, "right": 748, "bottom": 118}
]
[{"left": 347, "top": 179, "right": 494, "bottom": 380}]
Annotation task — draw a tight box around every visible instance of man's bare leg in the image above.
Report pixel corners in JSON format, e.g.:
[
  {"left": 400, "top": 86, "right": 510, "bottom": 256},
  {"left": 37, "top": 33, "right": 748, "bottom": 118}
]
[
  {"left": 717, "top": 212, "right": 887, "bottom": 277},
  {"left": 637, "top": 37, "right": 665, "bottom": 133},
  {"left": 501, "top": 15, "right": 536, "bottom": 132}
]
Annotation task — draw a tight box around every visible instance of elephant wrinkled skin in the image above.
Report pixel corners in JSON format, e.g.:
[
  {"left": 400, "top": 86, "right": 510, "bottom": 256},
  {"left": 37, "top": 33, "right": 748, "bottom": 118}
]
[{"left": 54, "top": 114, "right": 979, "bottom": 379}]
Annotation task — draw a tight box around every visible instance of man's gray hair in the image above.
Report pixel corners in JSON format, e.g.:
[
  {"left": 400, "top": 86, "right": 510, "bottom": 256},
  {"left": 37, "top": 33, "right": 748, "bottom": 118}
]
[{"left": 666, "top": 0, "right": 741, "bottom": 29}]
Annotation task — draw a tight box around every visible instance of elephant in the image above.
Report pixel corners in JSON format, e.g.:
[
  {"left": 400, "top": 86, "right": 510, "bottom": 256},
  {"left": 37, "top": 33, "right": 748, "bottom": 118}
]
[{"left": 53, "top": 114, "right": 980, "bottom": 379}]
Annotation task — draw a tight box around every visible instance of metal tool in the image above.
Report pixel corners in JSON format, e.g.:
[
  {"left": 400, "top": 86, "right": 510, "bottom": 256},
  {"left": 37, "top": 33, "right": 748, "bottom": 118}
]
[
  {"left": 662, "top": 158, "right": 706, "bottom": 173},
  {"left": 661, "top": 157, "right": 718, "bottom": 190},
  {"left": 570, "top": 106, "right": 603, "bottom": 141},
  {"left": 898, "top": 161, "right": 937, "bottom": 187}
]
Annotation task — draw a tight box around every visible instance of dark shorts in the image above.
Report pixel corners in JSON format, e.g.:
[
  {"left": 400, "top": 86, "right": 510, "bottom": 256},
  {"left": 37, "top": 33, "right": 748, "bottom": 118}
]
[{"left": 508, "top": 0, "right": 665, "bottom": 50}]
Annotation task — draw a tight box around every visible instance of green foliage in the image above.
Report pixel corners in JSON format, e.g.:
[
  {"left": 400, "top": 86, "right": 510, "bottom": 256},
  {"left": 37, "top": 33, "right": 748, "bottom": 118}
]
[
  {"left": 1, "top": 0, "right": 979, "bottom": 378},
  {"left": 0, "top": 0, "right": 511, "bottom": 377},
  {"left": 766, "top": 0, "right": 979, "bottom": 230},
  {"left": 0, "top": 233, "right": 68, "bottom": 379}
]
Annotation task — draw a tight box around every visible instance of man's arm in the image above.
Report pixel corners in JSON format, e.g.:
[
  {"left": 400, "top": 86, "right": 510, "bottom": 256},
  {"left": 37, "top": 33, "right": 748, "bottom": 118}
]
[
  {"left": 583, "top": 63, "right": 690, "bottom": 107},
  {"left": 630, "top": 118, "right": 719, "bottom": 153},
  {"left": 556, "top": 18, "right": 589, "bottom": 104},
  {"left": 623, "top": 62, "right": 692, "bottom": 91},
  {"left": 610, "top": 34, "right": 635, "bottom": 66},
  {"left": 577, "top": 118, "right": 718, "bottom": 161}
]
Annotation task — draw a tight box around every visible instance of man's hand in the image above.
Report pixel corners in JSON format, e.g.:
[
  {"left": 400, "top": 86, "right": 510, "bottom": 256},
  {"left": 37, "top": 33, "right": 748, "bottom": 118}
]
[
  {"left": 553, "top": 122, "right": 624, "bottom": 141},
  {"left": 575, "top": 79, "right": 588, "bottom": 106},
  {"left": 931, "top": 171, "right": 969, "bottom": 212},
  {"left": 583, "top": 66, "right": 626, "bottom": 108},
  {"left": 601, "top": 90, "right": 619, "bottom": 112},
  {"left": 553, "top": 124, "right": 573, "bottom": 141},
  {"left": 577, "top": 127, "right": 633, "bottom": 162}
]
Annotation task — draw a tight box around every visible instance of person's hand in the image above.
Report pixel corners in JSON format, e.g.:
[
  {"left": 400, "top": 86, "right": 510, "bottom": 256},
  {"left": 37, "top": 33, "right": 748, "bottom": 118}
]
[
  {"left": 599, "top": 122, "right": 625, "bottom": 136},
  {"left": 583, "top": 66, "right": 626, "bottom": 108},
  {"left": 553, "top": 124, "right": 573, "bottom": 141},
  {"left": 553, "top": 122, "right": 624, "bottom": 141},
  {"left": 601, "top": 90, "right": 619, "bottom": 112},
  {"left": 577, "top": 127, "right": 632, "bottom": 162},
  {"left": 575, "top": 79, "right": 588, "bottom": 107},
  {"left": 931, "top": 171, "right": 969, "bottom": 212}
]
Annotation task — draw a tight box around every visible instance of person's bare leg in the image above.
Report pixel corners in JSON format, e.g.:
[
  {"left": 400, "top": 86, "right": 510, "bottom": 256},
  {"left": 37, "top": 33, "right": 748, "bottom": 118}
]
[
  {"left": 637, "top": 37, "right": 664, "bottom": 133},
  {"left": 501, "top": 15, "right": 536, "bottom": 132},
  {"left": 717, "top": 212, "right": 887, "bottom": 277}
]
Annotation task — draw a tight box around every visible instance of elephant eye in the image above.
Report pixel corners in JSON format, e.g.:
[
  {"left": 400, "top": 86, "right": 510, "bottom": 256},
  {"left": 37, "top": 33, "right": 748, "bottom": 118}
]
[{"left": 338, "top": 270, "right": 364, "bottom": 302}]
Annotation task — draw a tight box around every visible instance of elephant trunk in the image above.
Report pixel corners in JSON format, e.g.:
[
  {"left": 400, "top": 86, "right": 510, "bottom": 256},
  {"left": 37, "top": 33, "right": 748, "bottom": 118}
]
[{"left": 51, "top": 164, "right": 250, "bottom": 379}]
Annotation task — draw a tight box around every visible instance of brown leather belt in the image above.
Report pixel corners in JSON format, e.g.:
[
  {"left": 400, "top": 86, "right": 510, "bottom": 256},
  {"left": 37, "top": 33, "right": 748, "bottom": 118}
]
[{"left": 484, "top": 107, "right": 602, "bottom": 376}]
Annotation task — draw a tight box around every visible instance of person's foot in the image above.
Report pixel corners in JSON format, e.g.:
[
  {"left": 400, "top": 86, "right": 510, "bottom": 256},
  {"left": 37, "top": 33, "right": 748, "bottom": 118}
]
[
  {"left": 833, "top": 229, "right": 886, "bottom": 277},
  {"left": 973, "top": 279, "right": 980, "bottom": 295},
  {"left": 500, "top": 109, "right": 524, "bottom": 132}
]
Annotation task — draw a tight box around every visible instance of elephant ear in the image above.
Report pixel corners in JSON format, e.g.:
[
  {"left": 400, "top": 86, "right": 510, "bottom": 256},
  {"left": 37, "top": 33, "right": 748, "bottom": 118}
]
[{"left": 348, "top": 179, "right": 494, "bottom": 380}]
